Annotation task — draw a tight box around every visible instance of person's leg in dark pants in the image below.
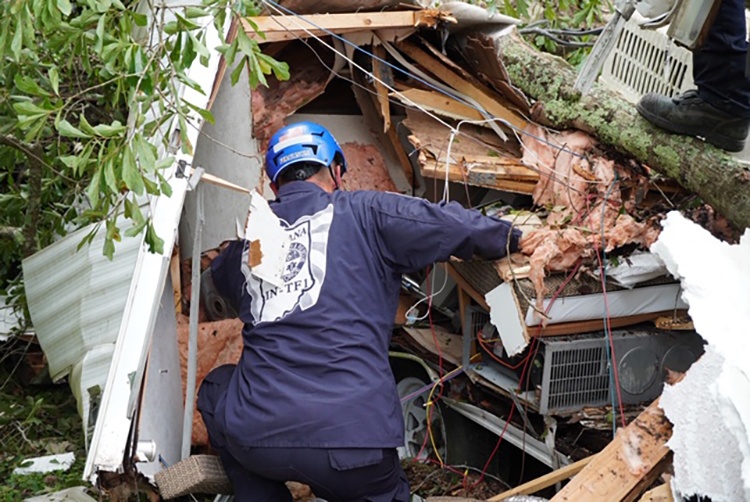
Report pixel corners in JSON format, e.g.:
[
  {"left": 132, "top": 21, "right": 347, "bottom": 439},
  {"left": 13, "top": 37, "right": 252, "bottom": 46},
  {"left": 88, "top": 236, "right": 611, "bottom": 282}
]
[
  {"left": 197, "top": 364, "right": 293, "bottom": 502},
  {"left": 227, "top": 445, "right": 411, "bottom": 502},
  {"left": 694, "top": 0, "right": 750, "bottom": 116},
  {"left": 637, "top": 0, "right": 750, "bottom": 151}
]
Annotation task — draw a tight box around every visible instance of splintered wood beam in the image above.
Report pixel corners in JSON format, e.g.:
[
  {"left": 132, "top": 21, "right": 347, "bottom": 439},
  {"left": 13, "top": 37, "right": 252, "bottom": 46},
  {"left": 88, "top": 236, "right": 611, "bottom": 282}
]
[
  {"left": 243, "top": 11, "right": 443, "bottom": 43},
  {"left": 372, "top": 46, "right": 392, "bottom": 133},
  {"left": 550, "top": 398, "right": 673, "bottom": 502},
  {"left": 351, "top": 62, "right": 415, "bottom": 186},
  {"left": 638, "top": 483, "right": 674, "bottom": 502},
  {"left": 390, "top": 88, "right": 485, "bottom": 122},
  {"left": 419, "top": 158, "right": 537, "bottom": 194},
  {"left": 395, "top": 39, "right": 528, "bottom": 131},
  {"left": 488, "top": 456, "right": 594, "bottom": 501}
]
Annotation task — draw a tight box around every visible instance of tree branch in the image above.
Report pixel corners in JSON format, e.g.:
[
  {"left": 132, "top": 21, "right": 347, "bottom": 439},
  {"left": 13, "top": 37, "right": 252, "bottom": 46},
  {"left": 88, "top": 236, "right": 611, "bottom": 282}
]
[{"left": 0, "top": 135, "right": 45, "bottom": 257}]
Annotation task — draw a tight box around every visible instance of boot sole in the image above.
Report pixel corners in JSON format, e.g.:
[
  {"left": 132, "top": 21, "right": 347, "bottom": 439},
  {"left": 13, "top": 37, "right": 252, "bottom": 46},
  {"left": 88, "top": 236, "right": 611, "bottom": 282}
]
[{"left": 636, "top": 103, "right": 746, "bottom": 153}]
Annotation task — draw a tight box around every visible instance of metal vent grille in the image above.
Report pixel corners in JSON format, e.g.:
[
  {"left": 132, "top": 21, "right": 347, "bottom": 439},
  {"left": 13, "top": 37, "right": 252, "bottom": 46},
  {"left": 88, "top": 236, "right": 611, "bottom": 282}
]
[
  {"left": 545, "top": 344, "right": 610, "bottom": 413},
  {"left": 462, "top": 307, "right": 491, "bottom": 369},
  {"left": 600, "top": 19, "right": 693, "bottom": 104}
]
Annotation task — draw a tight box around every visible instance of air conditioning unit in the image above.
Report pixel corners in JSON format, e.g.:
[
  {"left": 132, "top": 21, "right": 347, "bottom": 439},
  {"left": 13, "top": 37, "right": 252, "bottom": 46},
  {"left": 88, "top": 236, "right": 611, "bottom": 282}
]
[{"left": 464, "top": 306, "right": 705, "bottom": 415}]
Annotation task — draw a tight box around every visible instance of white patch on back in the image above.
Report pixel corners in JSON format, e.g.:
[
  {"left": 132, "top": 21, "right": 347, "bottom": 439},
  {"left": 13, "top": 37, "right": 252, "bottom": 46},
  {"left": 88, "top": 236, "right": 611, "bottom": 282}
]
[{"left": 242, "top": 204, "right": 334, "bottom": 323}]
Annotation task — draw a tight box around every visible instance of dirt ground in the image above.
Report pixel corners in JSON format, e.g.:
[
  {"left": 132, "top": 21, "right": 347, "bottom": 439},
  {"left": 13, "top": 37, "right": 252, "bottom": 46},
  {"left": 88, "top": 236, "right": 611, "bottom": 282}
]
[{"left": 287, "top": 460, "right": 508, "bottom": 501}]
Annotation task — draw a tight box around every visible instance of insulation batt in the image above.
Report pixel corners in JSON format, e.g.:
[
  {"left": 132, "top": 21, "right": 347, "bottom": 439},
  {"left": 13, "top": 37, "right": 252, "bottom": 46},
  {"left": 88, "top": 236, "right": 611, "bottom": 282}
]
[
  {"left": 519, "top": 124, "right": 660, "bottom": 312},
  {"left": 651, "top": 211, "right": 750, "bottom": 502}
]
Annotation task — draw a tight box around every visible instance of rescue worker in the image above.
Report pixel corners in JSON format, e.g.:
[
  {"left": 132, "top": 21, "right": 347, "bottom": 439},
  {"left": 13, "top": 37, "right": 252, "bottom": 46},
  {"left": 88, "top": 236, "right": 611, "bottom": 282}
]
[
  {"left": 197, "top": 121, "right": 522, "bottom": 501},
  {"left": 636, "top": 0, "right": 750, "bottom": 152}
]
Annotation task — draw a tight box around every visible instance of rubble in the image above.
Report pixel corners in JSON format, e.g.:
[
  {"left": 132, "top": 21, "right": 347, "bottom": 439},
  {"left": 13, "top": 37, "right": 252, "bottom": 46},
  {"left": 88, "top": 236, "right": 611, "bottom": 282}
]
[{"left": 19, "top": 1, "right": 750, "bottom": 501}]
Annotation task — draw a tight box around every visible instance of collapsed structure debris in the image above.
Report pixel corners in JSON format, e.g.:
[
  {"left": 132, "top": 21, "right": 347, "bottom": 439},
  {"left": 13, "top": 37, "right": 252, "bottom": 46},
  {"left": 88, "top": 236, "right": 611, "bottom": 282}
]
[{"left": 18, "top": 1, "right": 750, "bottom": 501}]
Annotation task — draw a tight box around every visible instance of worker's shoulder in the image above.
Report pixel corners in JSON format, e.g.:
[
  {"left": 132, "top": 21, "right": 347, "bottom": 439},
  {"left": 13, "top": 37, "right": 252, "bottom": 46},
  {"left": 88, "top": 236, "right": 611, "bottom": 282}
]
[{"left": 338, "top": 189, "right": 428, "bottom": 208}]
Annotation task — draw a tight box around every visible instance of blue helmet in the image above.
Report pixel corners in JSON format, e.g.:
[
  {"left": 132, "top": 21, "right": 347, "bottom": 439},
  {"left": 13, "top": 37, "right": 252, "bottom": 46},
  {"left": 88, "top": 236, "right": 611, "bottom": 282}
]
[{"left": 265, "top": 121, "right": 347, "bottom": 184}]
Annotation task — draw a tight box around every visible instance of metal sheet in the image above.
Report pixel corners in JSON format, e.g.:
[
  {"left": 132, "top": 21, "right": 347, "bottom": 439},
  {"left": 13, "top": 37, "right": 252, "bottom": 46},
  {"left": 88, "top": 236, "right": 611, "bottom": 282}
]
[{"left": 22, "top": 225, "right": 142, "bottom": 381}]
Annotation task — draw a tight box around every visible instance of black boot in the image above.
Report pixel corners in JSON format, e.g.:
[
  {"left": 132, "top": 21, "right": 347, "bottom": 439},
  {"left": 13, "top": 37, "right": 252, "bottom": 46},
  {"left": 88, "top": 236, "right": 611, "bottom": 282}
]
[{"left": 636, "top": 90, "right": 750, "bottom": 152}]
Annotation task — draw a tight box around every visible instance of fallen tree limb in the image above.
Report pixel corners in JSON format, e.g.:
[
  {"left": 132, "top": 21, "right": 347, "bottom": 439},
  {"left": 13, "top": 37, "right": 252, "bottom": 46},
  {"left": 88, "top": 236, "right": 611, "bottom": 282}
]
[{"left": 488, "top": 29, "right": 750, "bottom": 231}]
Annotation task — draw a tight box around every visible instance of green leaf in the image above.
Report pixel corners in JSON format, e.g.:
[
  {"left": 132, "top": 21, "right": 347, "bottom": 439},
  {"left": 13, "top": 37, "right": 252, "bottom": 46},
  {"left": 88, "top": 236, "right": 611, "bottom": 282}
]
[
  {"left": 184, "top": 6, "right": 208, "bottom": 18},
  {"left": 78, "top": 114, "right": 98, "bottom": 137},
  {"left": 185, "top": 101, "right": 215, "bottom": 125},
  {"left": 145, "top": 222, "right": 164, "bottom": 255},
  {"left": 95, "top": 13, "right": 107, "bottom": 54},
  {"left": 56, "top": 119, "right": 91, "bottom": 138},
  {"left": 174, "top": 13, "right": 200, "bottom": 31},
  {"left": 178, "top": 115, "right": 193, "bottom": 155},
  {"left": 230, "top": 55, "right": 247, "bottom": 86},
  {"left": 134, "top": 134, "right": 156, "bottom": 173},
  {"left": 163, "top": 21, "right": 179, "bottom": 35},
  {"left": 56, "top": 0, "right": 72, "bottom": 16},
  {"left": 13, "top": 101, "right": 50, "bottom": 116},
  {"left": 132, "top": 12, "right": 148, "bottom": 27},
  {"left": 14, "top": 75, "right": 49, "bottom": 97},
  {"left": 102, "top": 236, "right": 115, "bottom": 260},
  {"left": 258, "top": 53, "right": 289, "bottom": 81},
  {"left": 48, "top": 66, "right": 60, "bottom": 95},
  {"left": 142, "top": 176, "right": 159, "bottom": 195},
  {"left": 58, "top": 155, "right": 79, "bottom": 171},
  {"left": 157, "top": 172, "right": 173, "bottom": 197},
  {"left": 121, "top": 147, "right": 144, "bottom": 195},
  {"left": 124, "top": 219, "right": 147, "bottom": 238},
  {"left": 188, "top": 31, "right": 210, "bottom": 61},
  {"left": 11, "top": 21, "right": 23, "bottom": 58},
  {"left": 103, "top": 159, "right": 118, "bottom": 193},
  {"left": 87, "top": 168, "right": 102, "bottom": 206},
  {"left": 92, "top": 121, "right": 127, "bottom": 138}
]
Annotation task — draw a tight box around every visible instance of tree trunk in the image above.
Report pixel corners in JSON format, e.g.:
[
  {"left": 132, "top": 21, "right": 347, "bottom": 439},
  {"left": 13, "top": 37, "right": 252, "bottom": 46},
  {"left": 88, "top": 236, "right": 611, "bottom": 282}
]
[{"left": 492, "top": 29, "right": 750, "bottom": 231}]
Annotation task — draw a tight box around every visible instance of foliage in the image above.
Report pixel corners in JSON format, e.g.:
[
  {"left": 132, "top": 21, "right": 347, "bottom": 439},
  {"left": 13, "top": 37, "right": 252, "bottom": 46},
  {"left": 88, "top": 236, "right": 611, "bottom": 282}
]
[
  {"left": 460, "top": 0, "right": 611, "bottom": 65},
  {"left": 0, "top": 0, "right": 289, "bottom": 305},
  {"left": 0, "top": 363, "right": 86, "bottom": 501}
]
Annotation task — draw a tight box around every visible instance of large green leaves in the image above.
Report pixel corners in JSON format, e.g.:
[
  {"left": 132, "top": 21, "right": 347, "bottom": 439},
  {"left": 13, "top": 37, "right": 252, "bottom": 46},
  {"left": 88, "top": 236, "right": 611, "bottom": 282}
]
[{"left": 0, "top": 0, "right": 289, "bottom": 306}]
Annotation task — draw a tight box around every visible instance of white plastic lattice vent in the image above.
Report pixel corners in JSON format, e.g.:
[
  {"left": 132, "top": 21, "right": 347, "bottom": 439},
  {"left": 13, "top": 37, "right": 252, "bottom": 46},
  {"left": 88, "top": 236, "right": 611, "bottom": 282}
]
[{"left": 600, "top": 19, "right": 694, "bottom": 104}]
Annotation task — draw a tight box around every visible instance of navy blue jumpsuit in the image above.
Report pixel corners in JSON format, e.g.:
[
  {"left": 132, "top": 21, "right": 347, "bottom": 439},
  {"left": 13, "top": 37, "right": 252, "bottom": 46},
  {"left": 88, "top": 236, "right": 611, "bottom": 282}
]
[
  {"left": 694, "top": 0, "right": 750, "bottom": 117},
  {"left": 198, "top": 181, "right": 520, "bottom": 501}
]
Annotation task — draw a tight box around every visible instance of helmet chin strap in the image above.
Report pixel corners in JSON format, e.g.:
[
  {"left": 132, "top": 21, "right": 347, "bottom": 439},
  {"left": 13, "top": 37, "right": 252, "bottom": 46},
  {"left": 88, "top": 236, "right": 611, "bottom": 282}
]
[{"left": 328, "top": 164, "right": 341, "bottom": 191}]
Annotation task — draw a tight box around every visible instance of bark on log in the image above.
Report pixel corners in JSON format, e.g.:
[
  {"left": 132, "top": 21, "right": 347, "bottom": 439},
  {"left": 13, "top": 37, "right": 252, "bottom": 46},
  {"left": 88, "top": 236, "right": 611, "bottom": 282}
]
[{"left": 491, "top": 29, "right": 750, "bottom": 231}]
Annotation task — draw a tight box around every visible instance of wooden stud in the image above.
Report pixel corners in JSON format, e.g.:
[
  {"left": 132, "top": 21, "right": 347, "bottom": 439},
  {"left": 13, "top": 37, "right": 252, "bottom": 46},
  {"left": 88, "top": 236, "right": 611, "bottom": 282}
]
[
  {"left": 372, "top": 46, "right": 392, "bottom": 133},
  {"left": 390, "top": 88, "right": 485, "bottom": 122},
  {"left": 550, "top": 398, "right": 674, "bottom": 502},
  {"left": 242, "top": 11, "right": 442, "bottom": 44},
  {"left": 488, "top": 456, "right": 595, "bottom": 501},
  {"left": 395, "top": 39, "right": 528, "bottom": 131}
]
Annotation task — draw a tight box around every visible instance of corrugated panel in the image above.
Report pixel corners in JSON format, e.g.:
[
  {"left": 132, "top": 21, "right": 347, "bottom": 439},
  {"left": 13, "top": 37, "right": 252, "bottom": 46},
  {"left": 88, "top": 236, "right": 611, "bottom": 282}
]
[{"left": 22, "top": 223, "right": 143, "bottom": 381}]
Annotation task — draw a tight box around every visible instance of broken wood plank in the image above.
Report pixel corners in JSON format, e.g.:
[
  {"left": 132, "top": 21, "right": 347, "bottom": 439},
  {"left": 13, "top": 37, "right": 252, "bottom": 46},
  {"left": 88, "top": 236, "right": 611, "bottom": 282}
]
[
  {"left": 528, "top": 310, "right": 688, "bottom": 338},
  {"left": 372, "top": 46, "right": 392, "bottom": 133},
  {"left": 243, "top": 11, "right": 445, "bottom": 44},
  {"left": 488, "top": 456, "right": 594, "bottom": 501},
  {"left": 420, "top": 158, "right": 537, "bottom": 194},
  {"left": 350, "top": 61, "right": 414, "bottom": 186},
  {"left": 170, "top": 247, "right": 182, "bottom": 314},
  {"left": 443, "top": 262, "right": 490, "bottom": 311},
  {"left": 638, "top": 483, "right": 674, "bottom": 502},
  {"left": 390, "top": 88, "right": 485, "bottom": 122},
  {"left": 453, "top": 34, "right": 531, "bottom": 115},
  {"left": 395, "top": 39, "right": 528, "bottom": 131},
  {"left": 550, "top": 398, "right": 673, "bottom": 502}
]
